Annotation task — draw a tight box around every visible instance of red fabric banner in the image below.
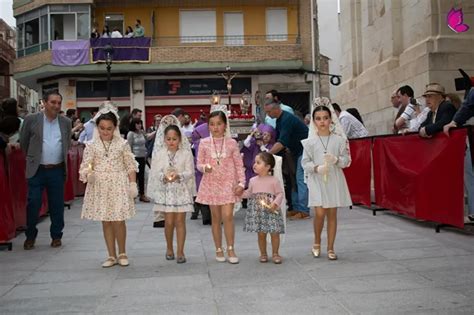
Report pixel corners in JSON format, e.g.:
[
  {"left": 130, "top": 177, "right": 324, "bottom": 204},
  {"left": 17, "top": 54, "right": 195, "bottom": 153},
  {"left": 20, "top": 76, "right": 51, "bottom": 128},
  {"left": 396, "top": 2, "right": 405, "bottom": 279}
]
[
  {"left": 7, "top": 149, "right": 27, "bottom": 229},
  {"left": 373, "top": 129, "right": 467, "bottom": 228},
  {"left": 64, "top": 150, "right": 75, "bottom": 203},
  {"left": 344, "top": 138, "right": 372, "bottom": 207},
  {"left": 0, "top": 153, "right": 15, "bottom": 242}
]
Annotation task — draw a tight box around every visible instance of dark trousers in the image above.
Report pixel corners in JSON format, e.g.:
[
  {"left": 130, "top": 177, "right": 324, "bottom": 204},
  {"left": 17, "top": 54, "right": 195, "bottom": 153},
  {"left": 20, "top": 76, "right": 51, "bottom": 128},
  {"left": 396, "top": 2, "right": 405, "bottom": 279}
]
[
  {"left": 25, "top": 166, "right": 65, "bottom": 240},
  {"left": 136, "top": 157, "right": 146, "bottom": 195}
]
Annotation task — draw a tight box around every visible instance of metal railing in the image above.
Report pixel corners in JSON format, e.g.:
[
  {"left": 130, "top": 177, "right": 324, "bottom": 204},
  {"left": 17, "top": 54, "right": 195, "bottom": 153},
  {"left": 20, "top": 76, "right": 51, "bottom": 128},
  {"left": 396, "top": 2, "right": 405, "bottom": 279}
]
[{"left": 151, "top": 34, "right": 300, "bottom": 47}]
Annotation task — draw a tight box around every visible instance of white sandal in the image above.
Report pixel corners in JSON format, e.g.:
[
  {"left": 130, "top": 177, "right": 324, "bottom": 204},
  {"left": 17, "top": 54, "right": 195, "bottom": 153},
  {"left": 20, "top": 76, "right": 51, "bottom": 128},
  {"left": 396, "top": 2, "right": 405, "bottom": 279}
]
[
  {"left": 117, "top": 253, "right": 129, "bottom": 266},
  {"left": 312, "top": 244, "right": 321, "bottom": 258},
  {"left": 101, "top": 256, "right": 117, "bottom": 268},
  {"left": 227, "top": 246, "right": 239, "bottom": 264},
  {"left": 216, "top": 248, "right": 226, "bottom": 262}
]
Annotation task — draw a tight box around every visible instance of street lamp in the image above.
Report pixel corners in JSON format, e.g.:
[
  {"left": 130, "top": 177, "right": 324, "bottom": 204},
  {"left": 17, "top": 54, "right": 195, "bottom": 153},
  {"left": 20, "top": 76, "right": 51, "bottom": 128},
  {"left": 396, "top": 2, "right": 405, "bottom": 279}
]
[
  {"left": 210, "top": 90, "right": 221, "bottom": 105},
  {"left": 104, "top": 44, "right": 114, "bottom": 101}
]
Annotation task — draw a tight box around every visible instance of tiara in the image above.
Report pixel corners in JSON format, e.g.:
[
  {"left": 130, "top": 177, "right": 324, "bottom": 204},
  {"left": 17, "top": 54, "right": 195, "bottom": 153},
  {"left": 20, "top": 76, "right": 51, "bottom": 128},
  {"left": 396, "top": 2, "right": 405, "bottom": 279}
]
[{"left": 93, "top": 101, "right": 119, "bottom": 122}]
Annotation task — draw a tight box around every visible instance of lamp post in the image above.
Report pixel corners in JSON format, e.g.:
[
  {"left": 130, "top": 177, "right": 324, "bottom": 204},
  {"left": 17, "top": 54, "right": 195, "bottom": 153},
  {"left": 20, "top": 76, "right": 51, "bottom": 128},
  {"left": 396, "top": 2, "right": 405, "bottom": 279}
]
[
  {"left": 220, "top": 65, "right": 238, "bottom": 113},
  {"left": 104, "top": 45, "right": 114, "bottom": 101}
]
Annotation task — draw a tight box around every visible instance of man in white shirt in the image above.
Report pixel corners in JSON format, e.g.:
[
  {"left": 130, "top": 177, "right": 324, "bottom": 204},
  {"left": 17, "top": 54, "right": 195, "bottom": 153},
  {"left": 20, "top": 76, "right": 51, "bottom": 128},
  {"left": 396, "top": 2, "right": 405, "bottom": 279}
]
[
  {"left": 394, "top": 85, "right": 417, "bottom": 133},
  {"left": 332, "top": 103, "right": 369, "bottom": 139},
  {"left": 182, "top": 113, "right": 194, "bottom": 140}
]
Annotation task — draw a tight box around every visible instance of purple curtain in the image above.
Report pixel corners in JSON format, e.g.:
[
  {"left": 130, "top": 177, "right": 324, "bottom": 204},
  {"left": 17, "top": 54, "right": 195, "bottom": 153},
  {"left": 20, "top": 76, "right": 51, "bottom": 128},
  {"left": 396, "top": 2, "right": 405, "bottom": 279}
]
[
  {"left": 90, "top": 38, "right": 151, "bottom": 62},
  {"left": 52, "top": 40, "right": 90, "bottom": 66}
]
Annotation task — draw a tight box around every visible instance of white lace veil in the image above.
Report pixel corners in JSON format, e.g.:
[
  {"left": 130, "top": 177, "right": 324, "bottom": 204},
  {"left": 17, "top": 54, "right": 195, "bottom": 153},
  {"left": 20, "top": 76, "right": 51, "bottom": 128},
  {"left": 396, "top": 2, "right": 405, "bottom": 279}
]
[
  {"left": 91, "top": 101, "right": 121, "bottom": 142},
  {"left": 209, "top": 106, "right": 232, "bottom": 161},
  {"left": 152, "top": 114, "right": 196, "bottom": 194},
  {"left": 210, "top": 105, "right": 232, "bottom": 138}
]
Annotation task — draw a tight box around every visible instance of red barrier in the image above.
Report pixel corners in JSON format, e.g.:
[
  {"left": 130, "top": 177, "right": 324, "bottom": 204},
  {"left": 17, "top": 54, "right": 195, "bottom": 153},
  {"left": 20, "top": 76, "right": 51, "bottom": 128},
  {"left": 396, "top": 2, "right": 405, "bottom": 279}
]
[
  {"left": 7, "top": 149, "right": 27, "bottom": 229},
  {"left": 0, "top": 153, "right": 16, "bottom": 242},
  {"left": 373, "top": 129, "right": 467, "bottom": 228},
  {"left": 344, "top": 138, "right": 372, "bottom": 207}
]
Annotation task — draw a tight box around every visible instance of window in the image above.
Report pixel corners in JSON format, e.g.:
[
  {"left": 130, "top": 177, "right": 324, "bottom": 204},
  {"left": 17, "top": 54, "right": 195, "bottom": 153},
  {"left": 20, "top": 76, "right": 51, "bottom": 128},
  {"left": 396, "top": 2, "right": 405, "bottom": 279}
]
[
  {"left": 105, "top": 14, "right": 124, "bottom": 34},
  {"left": 77, "top": 13, "right": 89, "bottom": 39},
  {"left": 180, "top": 10, "right": 216, "bottom": 43},
  {"left": 51, "top": 14, "right": 76, "bottom": 40},
  {"left": 266, "top": 8, "right": 288, "bottom": 41},
  {"left": 40, "top": 15, "right": 48, "bottom": 43},
  {"left": 25, "top": 18, "right": 39, "bottom": 47},
  {"left": 17, "top": 24, "right": 24, "bottom": 50},
  {"left": 76, "top": 80, "right": 130, "bottom": 98}
]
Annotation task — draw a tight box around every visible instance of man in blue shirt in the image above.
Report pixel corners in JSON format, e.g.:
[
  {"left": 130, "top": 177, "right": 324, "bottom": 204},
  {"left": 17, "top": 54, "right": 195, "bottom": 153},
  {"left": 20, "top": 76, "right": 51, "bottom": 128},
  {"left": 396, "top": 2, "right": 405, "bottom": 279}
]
[
  {"left": 266, "top": 99, "right": 310, "bottom": 219},
  {"left": 264, "top": 90, "right": 295, "bottom": 128},
  {"left": 20, "top": 90, "right": 71, "bottom": 250},
  {"left": 78, "top": 109, "right": 98, "bottom": 144}
]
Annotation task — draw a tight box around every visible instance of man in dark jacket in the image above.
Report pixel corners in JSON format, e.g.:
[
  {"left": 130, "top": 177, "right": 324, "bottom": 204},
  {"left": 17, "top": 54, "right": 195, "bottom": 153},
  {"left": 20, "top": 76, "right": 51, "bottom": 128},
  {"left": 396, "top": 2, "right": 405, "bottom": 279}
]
[{"left": 419, "top": 83, "right": 456, "bottom": 138}]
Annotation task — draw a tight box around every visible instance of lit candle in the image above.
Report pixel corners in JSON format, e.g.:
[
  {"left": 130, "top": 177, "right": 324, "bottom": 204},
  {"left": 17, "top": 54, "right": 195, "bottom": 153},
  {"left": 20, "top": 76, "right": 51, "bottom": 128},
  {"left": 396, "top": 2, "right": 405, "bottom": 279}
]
[
  {"left": 206, "top": 163, "right": 212, "bottom": 171},
  {"left": 88, "top": 163, "right": 93, "bottom": 172}
]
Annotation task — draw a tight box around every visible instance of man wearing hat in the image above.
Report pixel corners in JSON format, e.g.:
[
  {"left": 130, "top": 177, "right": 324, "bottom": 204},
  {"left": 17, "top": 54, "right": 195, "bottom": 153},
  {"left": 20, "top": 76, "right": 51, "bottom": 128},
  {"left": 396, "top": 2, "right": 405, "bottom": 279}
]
[{"left": 419, "top": 83, "right": 456, "bottom": 138}]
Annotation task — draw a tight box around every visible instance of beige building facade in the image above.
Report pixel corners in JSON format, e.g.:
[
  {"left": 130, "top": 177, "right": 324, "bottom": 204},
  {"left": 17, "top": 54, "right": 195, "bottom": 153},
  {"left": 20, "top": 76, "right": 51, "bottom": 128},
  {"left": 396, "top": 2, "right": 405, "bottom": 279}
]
[{"left": 334, "top": 0, "right": 474, "bottom": 135}]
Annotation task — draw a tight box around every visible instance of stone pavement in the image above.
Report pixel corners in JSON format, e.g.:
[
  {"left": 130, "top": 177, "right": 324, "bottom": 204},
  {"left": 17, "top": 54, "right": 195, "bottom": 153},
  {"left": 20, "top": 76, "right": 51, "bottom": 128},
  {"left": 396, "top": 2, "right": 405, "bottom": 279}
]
[{"left": 1, "top": 200, "right": 474, "bottom": 314}]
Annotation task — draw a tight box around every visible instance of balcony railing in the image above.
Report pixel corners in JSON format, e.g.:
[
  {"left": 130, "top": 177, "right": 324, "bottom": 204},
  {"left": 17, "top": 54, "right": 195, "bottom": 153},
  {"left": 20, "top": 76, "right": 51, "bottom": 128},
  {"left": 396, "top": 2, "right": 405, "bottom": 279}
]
[{"left": 152, "top": 34, "right": 300, "bottom": 47}]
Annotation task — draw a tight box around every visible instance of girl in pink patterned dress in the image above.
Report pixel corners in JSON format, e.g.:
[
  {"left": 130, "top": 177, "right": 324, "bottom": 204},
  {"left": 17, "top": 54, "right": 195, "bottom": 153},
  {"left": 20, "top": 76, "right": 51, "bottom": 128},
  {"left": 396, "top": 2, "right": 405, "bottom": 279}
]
[
  {"left": 196, "top": 111, "right": 246, "bottom": 264},
  {"left": 79, "top": 104, "right": 139, "bottom": 268}
]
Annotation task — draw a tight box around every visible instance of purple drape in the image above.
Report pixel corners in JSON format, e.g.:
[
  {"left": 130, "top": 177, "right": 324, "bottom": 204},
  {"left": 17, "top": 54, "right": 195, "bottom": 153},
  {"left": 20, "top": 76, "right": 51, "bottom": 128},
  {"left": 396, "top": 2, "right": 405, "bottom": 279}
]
[
  {"left": 52, "top": 40, "right": 90, "bottom": 66},
  {"left": 90, "top": 38, "right": 151, "bottom": 62}
]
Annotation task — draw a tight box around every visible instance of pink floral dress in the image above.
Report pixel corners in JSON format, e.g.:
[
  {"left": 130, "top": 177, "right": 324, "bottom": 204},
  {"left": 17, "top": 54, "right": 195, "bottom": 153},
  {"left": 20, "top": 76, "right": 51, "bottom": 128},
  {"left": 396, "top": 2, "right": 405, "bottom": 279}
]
[
  {"left": 196, "top": 137, "right": 245, "bottom": 205},
  {"left": 79, "top": 137, "right": 138, "bottom": 221}
]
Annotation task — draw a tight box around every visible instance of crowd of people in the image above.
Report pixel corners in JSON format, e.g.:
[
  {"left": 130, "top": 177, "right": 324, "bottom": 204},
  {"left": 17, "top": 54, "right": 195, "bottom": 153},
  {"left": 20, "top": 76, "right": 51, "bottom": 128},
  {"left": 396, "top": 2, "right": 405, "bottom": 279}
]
[
  {"left": 90, "top": 19, "right": 145, "bottom": 39},
  {"left": 1, "top": 82, "right": 473, "bottom": 267}
]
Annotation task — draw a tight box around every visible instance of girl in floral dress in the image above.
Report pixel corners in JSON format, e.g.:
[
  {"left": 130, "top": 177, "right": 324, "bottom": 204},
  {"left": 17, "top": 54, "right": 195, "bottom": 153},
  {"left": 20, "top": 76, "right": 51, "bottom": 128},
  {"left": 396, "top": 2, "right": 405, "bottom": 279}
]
[
  {"left": 243, "top": 152, "right": 285, "bottom": 264},
  {"left": 148, "top": 123, "right": 195, "bottom": 264},
  {"left": 196, "top": 111, "right": 245, "bottom": 264},
  {"left": 79, "top": 103, "right": 139, "bottom": 268}
]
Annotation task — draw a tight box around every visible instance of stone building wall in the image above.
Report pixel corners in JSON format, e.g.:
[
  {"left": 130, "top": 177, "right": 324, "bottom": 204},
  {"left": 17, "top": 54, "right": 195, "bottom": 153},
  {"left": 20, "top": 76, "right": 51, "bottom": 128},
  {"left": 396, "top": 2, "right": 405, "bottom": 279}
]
[{"left": 334, "top": 0, "right": 474, "bottom": 135}]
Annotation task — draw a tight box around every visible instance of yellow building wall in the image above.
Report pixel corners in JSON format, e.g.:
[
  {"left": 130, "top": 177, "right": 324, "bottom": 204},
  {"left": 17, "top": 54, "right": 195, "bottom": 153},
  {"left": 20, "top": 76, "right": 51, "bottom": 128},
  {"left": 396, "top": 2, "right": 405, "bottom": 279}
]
[{"left": 94, "top": 5, "right": 298, "bottom": 44}]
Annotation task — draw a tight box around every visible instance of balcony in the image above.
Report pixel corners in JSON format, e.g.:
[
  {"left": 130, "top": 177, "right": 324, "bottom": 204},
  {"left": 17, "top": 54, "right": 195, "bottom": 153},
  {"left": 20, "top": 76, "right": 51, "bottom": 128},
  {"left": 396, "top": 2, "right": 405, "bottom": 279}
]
[
  {"left": 15, "top": 35, "right": 302, "bottom": 73},
  {"left": 0, "top": 39, "right": 15, "bottom": 63}
]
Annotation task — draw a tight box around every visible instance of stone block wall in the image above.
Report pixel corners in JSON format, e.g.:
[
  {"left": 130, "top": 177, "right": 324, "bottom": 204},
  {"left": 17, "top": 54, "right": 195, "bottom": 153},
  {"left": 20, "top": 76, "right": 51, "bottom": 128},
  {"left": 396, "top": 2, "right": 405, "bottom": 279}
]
[{"left": 335, "top": 0, "right": 474, "bottom": 136}]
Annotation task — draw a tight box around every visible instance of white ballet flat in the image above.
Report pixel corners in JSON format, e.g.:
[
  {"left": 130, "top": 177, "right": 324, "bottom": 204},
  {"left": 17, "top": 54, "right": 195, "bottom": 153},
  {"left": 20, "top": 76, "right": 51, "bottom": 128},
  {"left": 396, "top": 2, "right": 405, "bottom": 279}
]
[
  {"left": 227, "top": 246, "right": 239, "bottom": 264},
  {"left": 101, "top": 257, "right": 117, "bottom": 268},
  {"left": 215, "top": 248, "right": 226, "bottom": 262}
]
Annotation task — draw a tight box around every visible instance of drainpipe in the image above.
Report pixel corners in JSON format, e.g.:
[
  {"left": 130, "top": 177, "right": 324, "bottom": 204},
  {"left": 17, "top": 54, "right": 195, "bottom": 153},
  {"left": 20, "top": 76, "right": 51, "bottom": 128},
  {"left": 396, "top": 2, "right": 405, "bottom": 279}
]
[{"left": 310, "top": 0, "right": 319, "bottom": 106}]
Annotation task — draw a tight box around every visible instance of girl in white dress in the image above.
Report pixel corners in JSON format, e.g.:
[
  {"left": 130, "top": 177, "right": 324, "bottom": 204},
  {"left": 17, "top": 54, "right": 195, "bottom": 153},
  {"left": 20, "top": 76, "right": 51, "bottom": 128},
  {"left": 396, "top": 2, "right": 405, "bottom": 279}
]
[
  {"left": 301, "top": 103, "right": 352, "bottom": 260},
  {"left": 148, "top": 121, "right": 195, "bottom": 264},
  {"left": 79, "top": 102, "right": 139, "bottom": 268}
]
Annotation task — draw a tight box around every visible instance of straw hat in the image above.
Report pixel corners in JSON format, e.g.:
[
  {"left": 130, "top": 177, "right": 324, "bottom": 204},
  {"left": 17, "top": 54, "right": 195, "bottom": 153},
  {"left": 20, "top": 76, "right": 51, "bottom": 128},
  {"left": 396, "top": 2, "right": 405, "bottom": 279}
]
[{"left": 422, "top": 83, "right": 446, "bottom": 97}]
